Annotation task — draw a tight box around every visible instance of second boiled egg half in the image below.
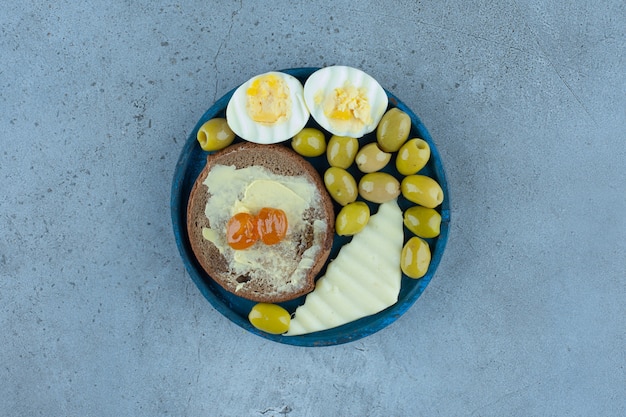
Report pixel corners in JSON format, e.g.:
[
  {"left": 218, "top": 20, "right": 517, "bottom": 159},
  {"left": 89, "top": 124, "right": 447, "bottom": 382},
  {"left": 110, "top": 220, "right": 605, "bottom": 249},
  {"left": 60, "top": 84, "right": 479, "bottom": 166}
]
[
  {"left": 226, "top": 72, "right": 309, "bottom": 144},
  {"left": 304, "top": 66, "right": 388, "bottom": 138}
]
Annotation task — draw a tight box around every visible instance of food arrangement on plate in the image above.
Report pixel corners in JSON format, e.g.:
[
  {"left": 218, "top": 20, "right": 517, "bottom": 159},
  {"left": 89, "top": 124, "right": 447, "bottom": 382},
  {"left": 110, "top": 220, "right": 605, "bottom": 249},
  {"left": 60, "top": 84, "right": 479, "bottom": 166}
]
[{"left": 172, "top": 66, "right": 450, "bottom": 346}]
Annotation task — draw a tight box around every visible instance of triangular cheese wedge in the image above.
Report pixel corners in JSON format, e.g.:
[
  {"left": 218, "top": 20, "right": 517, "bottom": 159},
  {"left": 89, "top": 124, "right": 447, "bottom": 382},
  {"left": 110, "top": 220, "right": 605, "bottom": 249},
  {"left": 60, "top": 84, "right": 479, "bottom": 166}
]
[{"left": 285, "top": 199, "right": 403, "bottom": 336}]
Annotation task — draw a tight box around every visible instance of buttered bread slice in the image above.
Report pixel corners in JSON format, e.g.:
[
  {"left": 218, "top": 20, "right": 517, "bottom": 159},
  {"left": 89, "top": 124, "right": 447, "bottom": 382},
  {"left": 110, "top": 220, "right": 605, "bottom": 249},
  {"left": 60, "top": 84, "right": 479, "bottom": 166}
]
[
  {"left": 186, "top": 142, "right": 335, "bottom": 303},
  {"left": 285, "top": 199, "right": 404, "bottom": 336}
]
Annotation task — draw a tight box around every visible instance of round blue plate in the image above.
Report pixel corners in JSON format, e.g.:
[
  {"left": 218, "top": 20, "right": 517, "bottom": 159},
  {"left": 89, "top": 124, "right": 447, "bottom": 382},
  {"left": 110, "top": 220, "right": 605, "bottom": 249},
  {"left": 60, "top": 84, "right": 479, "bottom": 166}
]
[{"left": 171, "top": 67, "right": 450, "bottom": 346}]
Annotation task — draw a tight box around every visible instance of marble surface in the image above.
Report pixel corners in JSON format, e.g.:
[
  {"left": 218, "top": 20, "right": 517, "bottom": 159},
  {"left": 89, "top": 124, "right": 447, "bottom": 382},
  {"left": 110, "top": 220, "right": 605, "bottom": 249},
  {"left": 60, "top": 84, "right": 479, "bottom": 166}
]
[{"left": 1, "top": 1, "right": 624, "bottom": 416}]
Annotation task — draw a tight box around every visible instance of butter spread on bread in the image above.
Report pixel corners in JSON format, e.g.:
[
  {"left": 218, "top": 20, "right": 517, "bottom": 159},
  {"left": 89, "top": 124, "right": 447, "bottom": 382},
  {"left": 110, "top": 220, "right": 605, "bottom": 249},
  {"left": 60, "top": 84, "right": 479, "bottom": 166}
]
[
  {"left": 202, "top": 165, "right": 326, "bottom": 293},
  {"left": 186, "top": 142, "right": 334, "bottom": 303}
]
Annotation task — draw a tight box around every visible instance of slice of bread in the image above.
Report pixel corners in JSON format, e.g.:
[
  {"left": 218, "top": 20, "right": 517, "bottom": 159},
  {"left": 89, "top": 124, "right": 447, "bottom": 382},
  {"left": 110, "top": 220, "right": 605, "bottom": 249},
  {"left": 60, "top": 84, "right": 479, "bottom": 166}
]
[{"left": 186, "top": 142, "right": 335, "bottom": 303}]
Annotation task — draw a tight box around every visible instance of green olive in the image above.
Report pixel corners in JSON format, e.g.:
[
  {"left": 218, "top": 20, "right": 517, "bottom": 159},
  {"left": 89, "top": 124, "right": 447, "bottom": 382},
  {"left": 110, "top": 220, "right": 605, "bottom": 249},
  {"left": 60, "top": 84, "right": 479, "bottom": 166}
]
[
  {"left": 396, "top": 138, "right": 431, "bottom": 175},
  {"left": 326, "top": 135, "right": 359, "bottom": 169},
  {"left": 403, "top": 206, "right": 441, "bottom": 238},
  {"left": 335, "top": 202, "right": 370, "bottom": 236},
  {"left": 401, "top": 237, "right": 431, "bottom": 279},
  {"left": 401, "top": 175, "right": 444, "bottom": 208},
  {"left": 376, "top": 108, "right": 411, "bottom": 152},
  {"left": 324, "top": 167, "right": 358, "bottom": 206},
  {"left": 291, "top": 128, "right": 326, "bottom": 157},
  {"left": 358, "top": 172, "right": 400, "bottom": 204},
  {"left": 248, "top": 303, "right": 290, "bottom": 334},
  {"left": 355, "top": 142, "right": 391, "bottom": 173},
  {"left": 197, "top": 118, "right": 235, "bottom": 151}
]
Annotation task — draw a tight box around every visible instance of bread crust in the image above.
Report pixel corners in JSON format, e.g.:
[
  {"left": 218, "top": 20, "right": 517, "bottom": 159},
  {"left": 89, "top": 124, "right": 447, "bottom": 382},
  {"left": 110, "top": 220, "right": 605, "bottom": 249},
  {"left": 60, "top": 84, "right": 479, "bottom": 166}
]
[{"left": 186, "top": 142, "right": 335, "bottom": 303}]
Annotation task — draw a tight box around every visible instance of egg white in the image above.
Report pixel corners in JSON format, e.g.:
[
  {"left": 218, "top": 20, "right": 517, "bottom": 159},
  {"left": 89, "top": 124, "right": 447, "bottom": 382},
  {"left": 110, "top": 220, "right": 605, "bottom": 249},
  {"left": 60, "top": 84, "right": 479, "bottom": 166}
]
[
  {"left": 226, "top": 72, "right": 309, "bottom": 144},
  {"left": 303, "top": 66, "right": 388, "bottom": 138}
]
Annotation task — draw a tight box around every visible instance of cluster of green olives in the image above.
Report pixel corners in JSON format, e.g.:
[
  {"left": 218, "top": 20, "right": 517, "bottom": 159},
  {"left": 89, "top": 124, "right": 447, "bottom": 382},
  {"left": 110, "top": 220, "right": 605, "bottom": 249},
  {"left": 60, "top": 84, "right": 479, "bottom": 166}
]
[{"left": 290, "top": 107, "right": 445, "bottom": 281}]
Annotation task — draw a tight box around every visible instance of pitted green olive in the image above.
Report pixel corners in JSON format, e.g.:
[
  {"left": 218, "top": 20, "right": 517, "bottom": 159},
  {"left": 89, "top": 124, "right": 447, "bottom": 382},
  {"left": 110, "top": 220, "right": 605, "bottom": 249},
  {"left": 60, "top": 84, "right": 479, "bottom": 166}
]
[
  {"left": 248, "top": 303, "right": 291, "bottom": 334},
  {"left": 327, "top": 135, "right": 359, "bottom": 169},
  {"left": 291, "top": 128, "right": 326, "bottom": 157},
  {"left": 376, "top": 108, "right": 411, "bottom": 152},
  {"left": 401, "top": 175, "right": 444, "bottom": 208},
  {"left": 324, "top": 167, "right": 358, "bottom": 206},
  {"left": 403, "top": 206, "right": 441, "bottom": 238},
  {"left": 401, "top": 237, "right": 431, "bottom": 279},
  {"left": 197, "top": 118, "right": 235, "bottom": 151},
  {"left": 396, "top": 138, "right": 431, "bottom": 175},
  {"left": 355, "top": 142, "right": 391, "bottom": 173},
  {"left": 358, "top": 172, "right": 400, "bottom": 204},
  {"left": 336, "top": 202, "right": 370, "bottom": 236}
]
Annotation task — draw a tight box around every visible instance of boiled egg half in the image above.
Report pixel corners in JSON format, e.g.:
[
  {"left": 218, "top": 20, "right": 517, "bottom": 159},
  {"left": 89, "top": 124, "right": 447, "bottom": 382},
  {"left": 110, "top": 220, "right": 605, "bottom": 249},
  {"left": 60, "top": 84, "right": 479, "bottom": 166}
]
[
  {"left": 304, "top": 66, "right": 388, "bottom": 138},
  {"left": 226, "top": 72, "right": 309, "bottom": 144}
]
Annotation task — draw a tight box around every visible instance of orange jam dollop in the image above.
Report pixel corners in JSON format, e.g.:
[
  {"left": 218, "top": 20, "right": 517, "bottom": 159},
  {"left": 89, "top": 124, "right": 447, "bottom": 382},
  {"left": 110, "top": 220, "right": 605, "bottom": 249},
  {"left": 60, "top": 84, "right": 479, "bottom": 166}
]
[
  {"left": 226, "top": 212, "right": 260, "bottom": 250},
  {"left": 256, "top": 207, "right": 288, "bottom": 245},
  {"left": 226, "top": 208, "right": 288, "bottom": 250}
]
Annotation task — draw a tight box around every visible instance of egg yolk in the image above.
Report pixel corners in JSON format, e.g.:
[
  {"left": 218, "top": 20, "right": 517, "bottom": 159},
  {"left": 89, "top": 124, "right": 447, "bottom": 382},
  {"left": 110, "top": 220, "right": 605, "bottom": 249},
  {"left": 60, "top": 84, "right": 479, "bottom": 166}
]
[
  {"left": 323, "top": 82, "right": 372, "bottom": 131},
  {"left": 246, "top": 74, "right": 292, "bottom": 124},
  {"left": 226, "top": 208, "right": 288, "bottom": 250}
]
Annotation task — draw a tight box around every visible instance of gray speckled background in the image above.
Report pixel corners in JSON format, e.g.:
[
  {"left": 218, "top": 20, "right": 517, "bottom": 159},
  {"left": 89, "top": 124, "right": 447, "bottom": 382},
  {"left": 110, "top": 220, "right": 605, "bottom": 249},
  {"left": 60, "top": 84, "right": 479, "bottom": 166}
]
[{"left": 1, "top": 1, "right": 624, "bottom": 416}]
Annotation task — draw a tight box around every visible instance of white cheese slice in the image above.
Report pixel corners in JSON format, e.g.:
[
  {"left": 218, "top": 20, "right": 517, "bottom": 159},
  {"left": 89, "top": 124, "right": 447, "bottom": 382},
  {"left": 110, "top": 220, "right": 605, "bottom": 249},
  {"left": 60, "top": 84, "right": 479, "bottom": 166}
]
[{"left": 285, "top": 199, "right": 404, "bottom": 336}]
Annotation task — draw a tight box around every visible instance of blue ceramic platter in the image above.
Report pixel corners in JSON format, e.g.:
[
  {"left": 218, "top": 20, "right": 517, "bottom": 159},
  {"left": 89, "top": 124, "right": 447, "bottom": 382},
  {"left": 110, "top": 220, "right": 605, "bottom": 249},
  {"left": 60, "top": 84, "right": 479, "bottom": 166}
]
[{"left": 171, "top": 67, "right": 450, "bottom": 346}]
